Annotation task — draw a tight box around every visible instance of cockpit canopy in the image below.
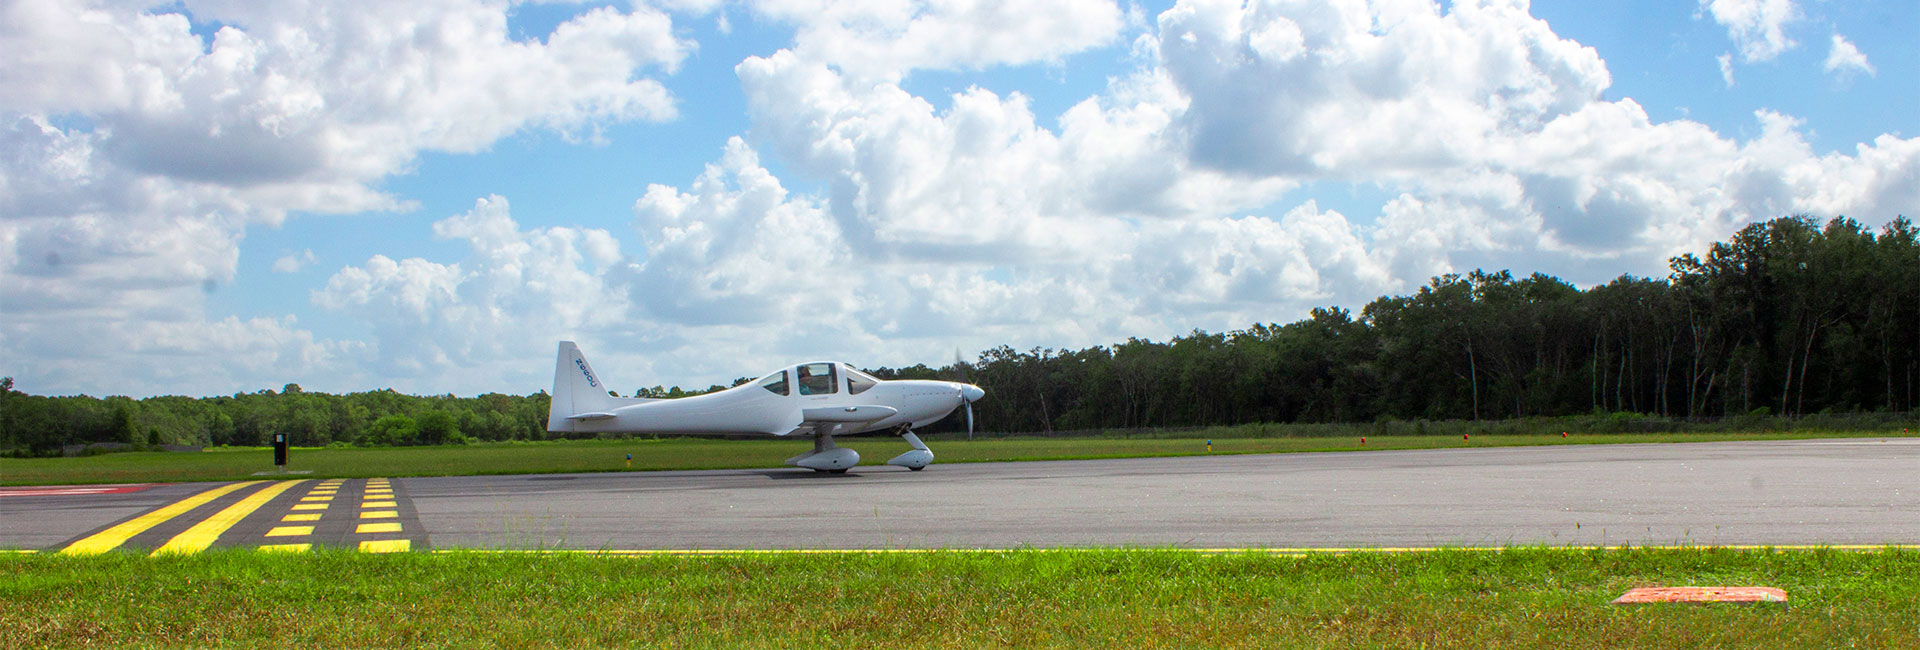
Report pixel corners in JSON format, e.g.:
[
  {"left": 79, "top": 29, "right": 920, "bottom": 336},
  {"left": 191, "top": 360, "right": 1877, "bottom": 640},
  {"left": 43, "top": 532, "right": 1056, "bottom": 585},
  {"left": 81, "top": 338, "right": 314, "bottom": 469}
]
[{"left": 755, "top": 363, "right": 881, "bottom": 397}]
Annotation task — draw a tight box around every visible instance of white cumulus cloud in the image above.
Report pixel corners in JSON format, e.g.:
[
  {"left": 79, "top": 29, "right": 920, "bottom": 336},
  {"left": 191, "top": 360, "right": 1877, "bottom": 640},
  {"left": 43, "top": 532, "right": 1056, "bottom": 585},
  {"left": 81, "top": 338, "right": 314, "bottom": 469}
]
[
  {"left": 316, "top": 195, "right": 629, "bottom": 392},
  {"left": 1824, "top": 33, "right": 1875, "bottom": 78},
  {"left": 747, "top": 0, "right": 1127, "bottom": 82},
  {"left": 1700, "top": 0, "right": 1800, "bottom": 62},
  {"left": 273, "top": 249, "right": 317, "bottom": 273},
  {"left": 1, "top": 0, "right": 694, "bottom": 395}
]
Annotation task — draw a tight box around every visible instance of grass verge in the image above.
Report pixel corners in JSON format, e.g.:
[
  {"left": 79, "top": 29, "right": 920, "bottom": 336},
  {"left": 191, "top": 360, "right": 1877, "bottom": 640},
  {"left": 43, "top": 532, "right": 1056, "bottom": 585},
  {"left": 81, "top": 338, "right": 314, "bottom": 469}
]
[
  {"left": 3, "top": 430, "right": 1914, "bottom": 486},
  {"left": 2, "top": 547, "right": 1915, "bottom": 648}
]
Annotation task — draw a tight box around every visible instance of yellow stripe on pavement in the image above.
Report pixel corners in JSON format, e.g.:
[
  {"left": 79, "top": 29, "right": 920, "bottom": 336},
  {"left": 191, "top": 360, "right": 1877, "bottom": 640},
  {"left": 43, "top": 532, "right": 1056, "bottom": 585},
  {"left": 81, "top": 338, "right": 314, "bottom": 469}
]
[
  {"left": 60, "top": 481, "right": 263, "bottom": 556},
  {"left": 356, "top": 522, "right": 402, "bottom": 534},
  {"left": 152, "top": 480, "right": 306, "bottom": 556},
  {"left": 360, "top": 539, "right": 411, "bottom": 553}
]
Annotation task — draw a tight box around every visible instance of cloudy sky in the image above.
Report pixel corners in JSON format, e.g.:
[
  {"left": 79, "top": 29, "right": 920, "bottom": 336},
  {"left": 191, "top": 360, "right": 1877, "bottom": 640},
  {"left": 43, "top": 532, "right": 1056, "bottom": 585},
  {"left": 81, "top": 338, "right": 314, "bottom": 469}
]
[{"left": 2, "top": 0, "right": 1914, "bottom": 398}]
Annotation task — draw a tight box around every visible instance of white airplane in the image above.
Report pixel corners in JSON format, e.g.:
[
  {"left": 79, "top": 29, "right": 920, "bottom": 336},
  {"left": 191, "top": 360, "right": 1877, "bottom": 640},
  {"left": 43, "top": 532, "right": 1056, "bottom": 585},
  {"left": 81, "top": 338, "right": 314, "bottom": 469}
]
[{"left": 546, "top": 341, "right": 986, "bottom": 472}]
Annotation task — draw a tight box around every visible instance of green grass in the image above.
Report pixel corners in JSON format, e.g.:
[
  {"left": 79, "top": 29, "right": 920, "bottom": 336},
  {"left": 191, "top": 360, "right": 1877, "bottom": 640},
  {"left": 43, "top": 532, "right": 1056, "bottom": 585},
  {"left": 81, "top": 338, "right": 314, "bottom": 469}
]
[
  {"left": 3, "top": 430, "right": 1913, "bottom": 486},
  {"left": 2, "top": 548, "right": 1915, "bottom": 648}
]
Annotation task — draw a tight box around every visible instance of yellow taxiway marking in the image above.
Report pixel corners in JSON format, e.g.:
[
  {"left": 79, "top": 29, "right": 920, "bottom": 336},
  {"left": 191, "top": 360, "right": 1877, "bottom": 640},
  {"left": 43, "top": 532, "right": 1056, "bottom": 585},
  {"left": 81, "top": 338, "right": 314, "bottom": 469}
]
[
  {"left": 365, "top": 489, "right": 392, "bottom": 495},
  {"left": 360, "top": 539, "right": 411, "bottom": 553},
  {"left": 308, "top": 490, "right": 337, "bottom": 495},
  {"left": 265, "top": 526, "right": 314, "bottom": 537},
  {"left": 260, "top": 544, "right": 311, "bottom": 553},
  {"left": 291, "top": 503, "right": 327, "bottom": 511},
  {"left": 153, "top": 480, "right": 307, "bottom": 556},
  {"left": 356, "top": 522, "right": 403, "bottom": 534},
  {"left": 282, "top": 513, "right": 321, "bottom": 522},
  {"left": 300, "top": 495, "right": 332, "bottom": 502},
  {"left": 362, "top": 500, "right": 397, "bottom": 508},
  {"left": 60, "top": 481, "right": 264, "bottom": 555},
  {"left": 359, "top": 510, "right": 397, "bottom": 519}
]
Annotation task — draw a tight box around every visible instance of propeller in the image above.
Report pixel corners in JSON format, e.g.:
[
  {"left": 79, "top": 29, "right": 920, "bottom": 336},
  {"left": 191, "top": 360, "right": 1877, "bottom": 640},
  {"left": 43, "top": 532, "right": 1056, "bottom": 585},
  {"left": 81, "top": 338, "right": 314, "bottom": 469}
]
[
  {"left": 948, "top": 350, "right": 983, "bottom": 442},
  {"left": 952, "top": 349, "right": 980, "bottom": 440},
  {"left": 964, "top": 395, "right": 975, "bottom": 438}
]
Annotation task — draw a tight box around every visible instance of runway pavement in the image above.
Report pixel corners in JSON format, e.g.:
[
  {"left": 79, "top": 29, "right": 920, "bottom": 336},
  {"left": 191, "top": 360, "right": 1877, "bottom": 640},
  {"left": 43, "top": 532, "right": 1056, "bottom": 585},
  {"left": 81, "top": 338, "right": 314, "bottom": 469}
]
[{"left": 4, "top": 438, "right": 1915, "bottom": 553}]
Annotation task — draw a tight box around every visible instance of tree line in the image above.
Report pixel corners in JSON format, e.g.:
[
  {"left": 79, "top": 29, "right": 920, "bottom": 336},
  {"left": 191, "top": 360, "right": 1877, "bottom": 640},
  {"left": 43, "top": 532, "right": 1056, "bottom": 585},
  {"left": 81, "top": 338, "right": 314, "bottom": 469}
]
[
  {"left": 3, "top": 215, "right": 1913, "bottom": 454},
  {"left": 0, "top": 380, "right": 554, "bottom": 456},
  {"left": 955, "top": 216, "right": 1917, "bottom": 432}
]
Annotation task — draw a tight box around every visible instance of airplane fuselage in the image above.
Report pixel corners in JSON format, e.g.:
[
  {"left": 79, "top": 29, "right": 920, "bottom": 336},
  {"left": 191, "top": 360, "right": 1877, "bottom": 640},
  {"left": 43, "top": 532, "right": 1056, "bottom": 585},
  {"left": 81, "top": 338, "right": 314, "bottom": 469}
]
[
  {"left": 547, "top": 342, "right": 985, "bottom": 471},
  {"left": 565, "top": 378, "right": 973, "bottom": 437}
]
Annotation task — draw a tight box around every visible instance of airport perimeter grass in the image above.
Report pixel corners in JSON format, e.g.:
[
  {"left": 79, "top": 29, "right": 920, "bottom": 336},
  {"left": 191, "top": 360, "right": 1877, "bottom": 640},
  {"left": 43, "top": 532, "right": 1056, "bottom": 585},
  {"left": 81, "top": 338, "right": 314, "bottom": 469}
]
[
  {"left": 3, "top": 430, "right": 1913, "bottom": 486},
  {"left": 2, "top": 547, "right": 1916, "bottom": 648}
]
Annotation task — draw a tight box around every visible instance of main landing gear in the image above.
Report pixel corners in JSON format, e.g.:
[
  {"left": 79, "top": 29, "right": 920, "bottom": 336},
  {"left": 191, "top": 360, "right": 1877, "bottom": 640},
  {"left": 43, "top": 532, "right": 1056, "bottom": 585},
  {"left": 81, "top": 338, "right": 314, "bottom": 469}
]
[
  {"left": 785, "top": 431, "right": 859, "bottom": 472},
  {"left": 785, "top": 426, "right": 936, "bottom": 472}
]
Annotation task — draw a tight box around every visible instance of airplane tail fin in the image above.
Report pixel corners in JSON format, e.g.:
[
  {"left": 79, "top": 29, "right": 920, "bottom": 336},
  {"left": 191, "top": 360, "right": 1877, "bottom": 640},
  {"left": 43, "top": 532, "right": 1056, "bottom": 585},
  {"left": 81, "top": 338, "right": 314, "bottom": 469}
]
[{"left": 549, "top": 341, "right": 616, "bottom": 432}]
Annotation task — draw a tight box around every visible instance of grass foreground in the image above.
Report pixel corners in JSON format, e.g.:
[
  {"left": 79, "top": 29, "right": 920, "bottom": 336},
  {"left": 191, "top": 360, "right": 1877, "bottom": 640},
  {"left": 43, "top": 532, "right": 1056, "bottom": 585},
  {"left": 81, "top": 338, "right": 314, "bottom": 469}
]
[
  {"left": 2, "top": 547, "right": 1916, "bottom": 648},
  {"left": 3, "top": 430, "right": 1915, "bottom": 486}
]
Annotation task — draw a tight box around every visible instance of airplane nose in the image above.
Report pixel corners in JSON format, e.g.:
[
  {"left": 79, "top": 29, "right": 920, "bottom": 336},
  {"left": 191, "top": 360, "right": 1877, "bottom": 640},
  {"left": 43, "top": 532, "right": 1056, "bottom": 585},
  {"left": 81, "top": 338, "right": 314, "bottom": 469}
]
[{"left": 961, "top": 384, "right": 985, "bottom": 402}]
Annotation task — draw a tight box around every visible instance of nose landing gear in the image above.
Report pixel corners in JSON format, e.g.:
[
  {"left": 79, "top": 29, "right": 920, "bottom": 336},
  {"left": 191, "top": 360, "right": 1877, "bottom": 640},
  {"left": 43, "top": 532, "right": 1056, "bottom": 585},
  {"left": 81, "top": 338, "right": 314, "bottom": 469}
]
[{"left": 887, "top": 429, "right": 934, "bottom": 470}]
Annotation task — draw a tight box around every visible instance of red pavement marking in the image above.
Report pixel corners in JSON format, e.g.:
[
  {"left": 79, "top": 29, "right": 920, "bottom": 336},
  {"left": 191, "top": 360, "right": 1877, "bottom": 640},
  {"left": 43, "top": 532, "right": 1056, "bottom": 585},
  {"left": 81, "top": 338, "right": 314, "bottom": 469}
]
[
  {"left": 1612, "top": 586, "right": 1788, "bottom": 605},
  {"left": 0, "top": 484, "right": 156, "bottom": 497}
]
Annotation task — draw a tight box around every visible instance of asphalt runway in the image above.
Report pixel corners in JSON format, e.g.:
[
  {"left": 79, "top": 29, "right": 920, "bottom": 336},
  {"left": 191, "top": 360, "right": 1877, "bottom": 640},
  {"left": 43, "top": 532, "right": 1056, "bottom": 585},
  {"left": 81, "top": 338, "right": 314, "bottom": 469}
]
[{"left": 5, "top": 438, "right": 1916, "bottom": 552}]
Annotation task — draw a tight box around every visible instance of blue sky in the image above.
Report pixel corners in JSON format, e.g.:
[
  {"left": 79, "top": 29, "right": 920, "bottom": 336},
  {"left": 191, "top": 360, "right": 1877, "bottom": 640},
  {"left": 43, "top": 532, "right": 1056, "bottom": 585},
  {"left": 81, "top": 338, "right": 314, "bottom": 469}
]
[{"left": 3, "top": 0, "right": 1914, "bottom": 398}]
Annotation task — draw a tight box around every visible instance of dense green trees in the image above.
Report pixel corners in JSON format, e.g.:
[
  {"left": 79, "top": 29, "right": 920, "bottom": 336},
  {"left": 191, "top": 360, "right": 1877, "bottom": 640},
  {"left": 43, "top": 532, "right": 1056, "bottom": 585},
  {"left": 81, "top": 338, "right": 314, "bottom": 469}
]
[
  {"left": 957, "top": 216, "right": 1916, "bottom": 431},
  {"left": 2, "top": 216, "right": 1912, "bottom": 452},
  {"left": 0, "top": 382, "right": 549, "bottom": 454}
]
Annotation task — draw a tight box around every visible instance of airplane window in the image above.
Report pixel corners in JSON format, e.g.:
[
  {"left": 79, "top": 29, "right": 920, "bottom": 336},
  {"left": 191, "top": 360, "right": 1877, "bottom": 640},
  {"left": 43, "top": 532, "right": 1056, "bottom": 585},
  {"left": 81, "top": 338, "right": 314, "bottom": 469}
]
[
  {"left": 797, "top": 363, "right": 837, "bottom": 395},
  {"left": 758, "top": 371, "right": 789, "bottom": 396},
  {"left": 844, "top": 364, "right": 878, "bottom": 395}
]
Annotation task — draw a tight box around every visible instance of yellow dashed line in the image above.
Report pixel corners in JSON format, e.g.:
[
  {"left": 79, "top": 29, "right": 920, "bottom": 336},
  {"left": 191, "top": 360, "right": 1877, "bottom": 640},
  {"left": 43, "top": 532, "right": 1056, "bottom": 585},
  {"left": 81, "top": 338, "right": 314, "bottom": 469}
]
[
  {"left": 360, "top": 539, "right": 411, "bottom": 553},
  {"left": 356, "top": 522, "right": 402, "bottom": 534},
  {"left": 153, "top": 480, "right": 306, "bottom": 556},
  {"left": 291, "top": 503, "right": 327, "bottom": 511},
  {"left": 282, "top": 513, "right": 321, "bottom": 522},
  {"left": 301, "top": 496, "right": 332, "bottom": 502},
  {"left": 362, "top": 500, "right": 397, "bottom": 508},
  {"left": 359, "top": 510, "right": 398, "bottom": 519},
  {"left": 60, "top": 481, "right": 263, "bottom": 555},
  {"left": 266, "top": 526, "right": 313, "bottom": 537},
  {"left": 260, "top": 544, "right": 311, "bottom": 553}
]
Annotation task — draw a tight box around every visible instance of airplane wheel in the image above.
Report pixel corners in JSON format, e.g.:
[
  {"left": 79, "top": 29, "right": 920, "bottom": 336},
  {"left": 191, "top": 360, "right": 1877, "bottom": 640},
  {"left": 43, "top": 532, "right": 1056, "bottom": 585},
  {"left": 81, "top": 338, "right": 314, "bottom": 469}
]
[
  {"left": 908, "top": 466, "right": 924, "bottom": 471},
  {"left": 829, "top": 468, "right": 849, "bottom": 474}
]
